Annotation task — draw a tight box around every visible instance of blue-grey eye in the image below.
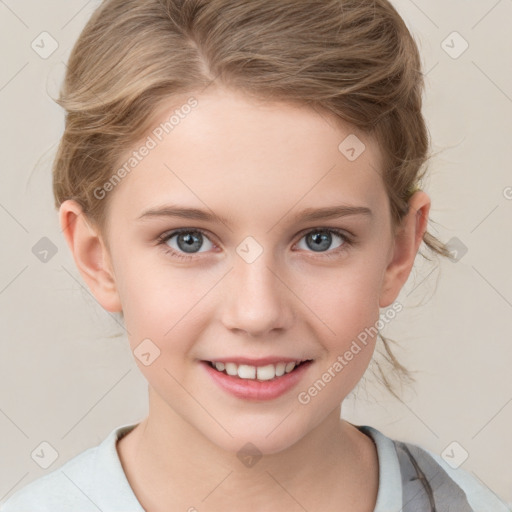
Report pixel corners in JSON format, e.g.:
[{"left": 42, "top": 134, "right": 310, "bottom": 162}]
[
  {"left": 297, "top": 230, "right": 345, "bottom": 252},
  {"left": 166, "top": 230, "right": 214, "bottom": 254}
]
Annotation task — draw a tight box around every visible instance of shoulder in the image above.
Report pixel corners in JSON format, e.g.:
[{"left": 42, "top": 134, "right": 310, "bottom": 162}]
[
  {"left": 419, "top": 444, "right": 511, "bottom": 512},
  {"left": 357, "top": 424, "right": 511, "bottom": 512},
  {"left": 0, "top": 423, "right": 141, "bottom": 512},
  {"left": 0, "top": 444, "right": 99, "bottom": 512},
  {"left": 395, "top": 437, "right": 511, "bottom": 511}
]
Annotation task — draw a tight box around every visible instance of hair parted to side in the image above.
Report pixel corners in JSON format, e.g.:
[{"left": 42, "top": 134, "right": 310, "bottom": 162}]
[{"left": 52, "top": 0, "right": 453, "bottom": 399}]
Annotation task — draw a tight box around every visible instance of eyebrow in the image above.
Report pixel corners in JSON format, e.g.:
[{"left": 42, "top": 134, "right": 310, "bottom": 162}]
[{"left": 137, "top": 204, "right": 373, "bottom": 225}]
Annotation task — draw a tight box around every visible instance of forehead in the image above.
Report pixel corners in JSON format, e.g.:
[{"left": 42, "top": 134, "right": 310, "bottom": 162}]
[{"left": 106, "top": 87, "right": 387, "bottom": 228}]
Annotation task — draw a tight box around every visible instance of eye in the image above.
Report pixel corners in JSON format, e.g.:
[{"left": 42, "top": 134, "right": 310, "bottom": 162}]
[
  {"left": 156, "top": 227, "right": 354, "bottom": 262},
  {"left": 157, "top": 228, "right": 215, "bottom": 261},
  {"left": 295, "top": 228, "right": 352, "bottom": 257}
]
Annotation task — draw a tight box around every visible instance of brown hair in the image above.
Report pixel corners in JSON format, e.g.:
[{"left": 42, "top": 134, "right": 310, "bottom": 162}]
[{"left": 52, "top": 0, "right": 453, "bottom": 399}]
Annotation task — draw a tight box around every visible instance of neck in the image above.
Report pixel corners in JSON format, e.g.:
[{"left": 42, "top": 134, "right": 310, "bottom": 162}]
[{"left": 117, "top": 387, "right": 378, "bottom": 511}]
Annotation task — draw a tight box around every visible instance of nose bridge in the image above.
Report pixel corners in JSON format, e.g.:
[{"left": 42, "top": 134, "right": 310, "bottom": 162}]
[{"left": 221, "top": 245, "right": 293, "bottom": 336}]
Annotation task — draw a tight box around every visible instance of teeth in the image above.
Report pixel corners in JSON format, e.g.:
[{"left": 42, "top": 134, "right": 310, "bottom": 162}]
[
  {"left": 285, "top": 362, "right": 296, "bottom": 373},
  {"left": 256, "top": 364, "right": 275, "bottom": 381},
  {"left": 225, "top": 362, "right": 238, "bottom": 376},
  {"left": 275, "top": 362, "right": 286, "bottom": 377},
  {"left": 210, "top": 360, "right": 307, "bottom": 381},
  {"left": 238, "top": 364, "right": 256, "bottom": 379}
]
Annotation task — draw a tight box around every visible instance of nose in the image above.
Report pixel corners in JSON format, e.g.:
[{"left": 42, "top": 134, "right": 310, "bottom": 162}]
[{"left": 221, "top": 251, "right": 295, "bottom": 338}]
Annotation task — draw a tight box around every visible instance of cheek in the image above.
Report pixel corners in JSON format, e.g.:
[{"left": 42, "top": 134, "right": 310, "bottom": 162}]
[
  {"left": 303, "top": 262, "right": 383, "bottom": 339},
  {"left": 297, "top": 262, "right": 384, "bottom": 396},
  {"left": 300, "top": 274, "right": 381, "bottom": 399},
  {"left": 116, "top": 257, "right": 217, "bottom": 349}
]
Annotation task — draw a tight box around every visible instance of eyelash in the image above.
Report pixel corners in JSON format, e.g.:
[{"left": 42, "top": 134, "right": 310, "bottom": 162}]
[{"left": 155, "top": 227, "right": 355, "bottom": 262}]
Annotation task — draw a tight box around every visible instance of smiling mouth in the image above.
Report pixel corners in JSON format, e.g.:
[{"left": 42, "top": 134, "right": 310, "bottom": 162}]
[{"left": 205, "top": 360, "right": 313, "bottom": 381}]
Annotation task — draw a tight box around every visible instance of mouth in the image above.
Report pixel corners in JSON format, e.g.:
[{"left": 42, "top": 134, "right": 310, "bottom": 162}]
[
  {"left": 204, "top": 359, "right": 313, "bottom": 382},
  {"left": 200, "top": 358, "right": 314, "bottom": 401}
]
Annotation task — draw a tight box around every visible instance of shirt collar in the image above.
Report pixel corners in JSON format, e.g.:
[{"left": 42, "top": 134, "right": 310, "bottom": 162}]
[
  {"left": 94, "top": 422, "right": 144, "bottom": 511},
  {"left": 96, "top": 422, "right": 402, "bottom": 512},
  {"left": 356, "top": 424, "right": 403, "bottom": 512}
]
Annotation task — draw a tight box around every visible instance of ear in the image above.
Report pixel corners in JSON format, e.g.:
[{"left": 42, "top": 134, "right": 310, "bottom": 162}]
[
  {"left": 379, "top": 191, "right": 431, "bottom": 308},
  {"left": 59, "top": 199, "right": 122, "bottom": 313}
]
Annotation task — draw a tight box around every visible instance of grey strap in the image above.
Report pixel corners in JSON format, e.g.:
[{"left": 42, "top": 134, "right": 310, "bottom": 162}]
[{"left": 394, "top": 440, "right": 475, "bottom": 511}]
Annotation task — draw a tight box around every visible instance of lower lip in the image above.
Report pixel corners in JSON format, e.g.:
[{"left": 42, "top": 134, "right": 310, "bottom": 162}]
[{"left": 201, "top": 361, "right": 312, "bottom": 401}]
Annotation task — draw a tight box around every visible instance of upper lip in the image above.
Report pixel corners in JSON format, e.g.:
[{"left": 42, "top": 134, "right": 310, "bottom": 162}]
[{"left": 202, "top": 357, "right": 313, "bottom": 366}]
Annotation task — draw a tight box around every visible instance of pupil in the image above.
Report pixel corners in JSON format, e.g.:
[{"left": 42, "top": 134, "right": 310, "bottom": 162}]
[
  {"left": 308, "top": 231, "right": 331, "bottom": 252},
  {"left": 178, "top": 232, "right": 202, "bottom": 253}
]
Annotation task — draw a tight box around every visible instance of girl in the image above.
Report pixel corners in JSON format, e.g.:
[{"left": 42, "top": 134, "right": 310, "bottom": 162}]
[{"left": 1, "top": 0, "right": 509, "bottom": 510}]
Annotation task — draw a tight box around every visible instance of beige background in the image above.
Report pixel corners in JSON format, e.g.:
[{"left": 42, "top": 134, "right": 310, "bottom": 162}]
[{"left": 0, "top": 0, "right": 511, "bottom": 506}]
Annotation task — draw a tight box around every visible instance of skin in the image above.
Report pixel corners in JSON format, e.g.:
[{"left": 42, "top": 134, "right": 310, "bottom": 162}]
[{"left": 60, "top": 86, "right": 430, "bottom": 511}]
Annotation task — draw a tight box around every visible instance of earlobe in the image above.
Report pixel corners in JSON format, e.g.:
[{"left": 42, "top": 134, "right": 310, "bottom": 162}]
[
  {"left": 379, "top": 191, "right": 431, "bottom": 308},
  {"left": 59, "top": 200, "right": 122, "bottom": 313}
]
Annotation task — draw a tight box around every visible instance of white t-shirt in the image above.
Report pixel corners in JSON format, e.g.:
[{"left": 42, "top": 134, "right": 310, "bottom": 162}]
[{"left": 1, "top": 422, "right": 509, "bottom": 511}]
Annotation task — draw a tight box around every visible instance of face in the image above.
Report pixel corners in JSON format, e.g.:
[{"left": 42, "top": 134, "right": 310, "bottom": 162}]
[{"left": 70, "top": 87, "right": 417, "bottom": 454}]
